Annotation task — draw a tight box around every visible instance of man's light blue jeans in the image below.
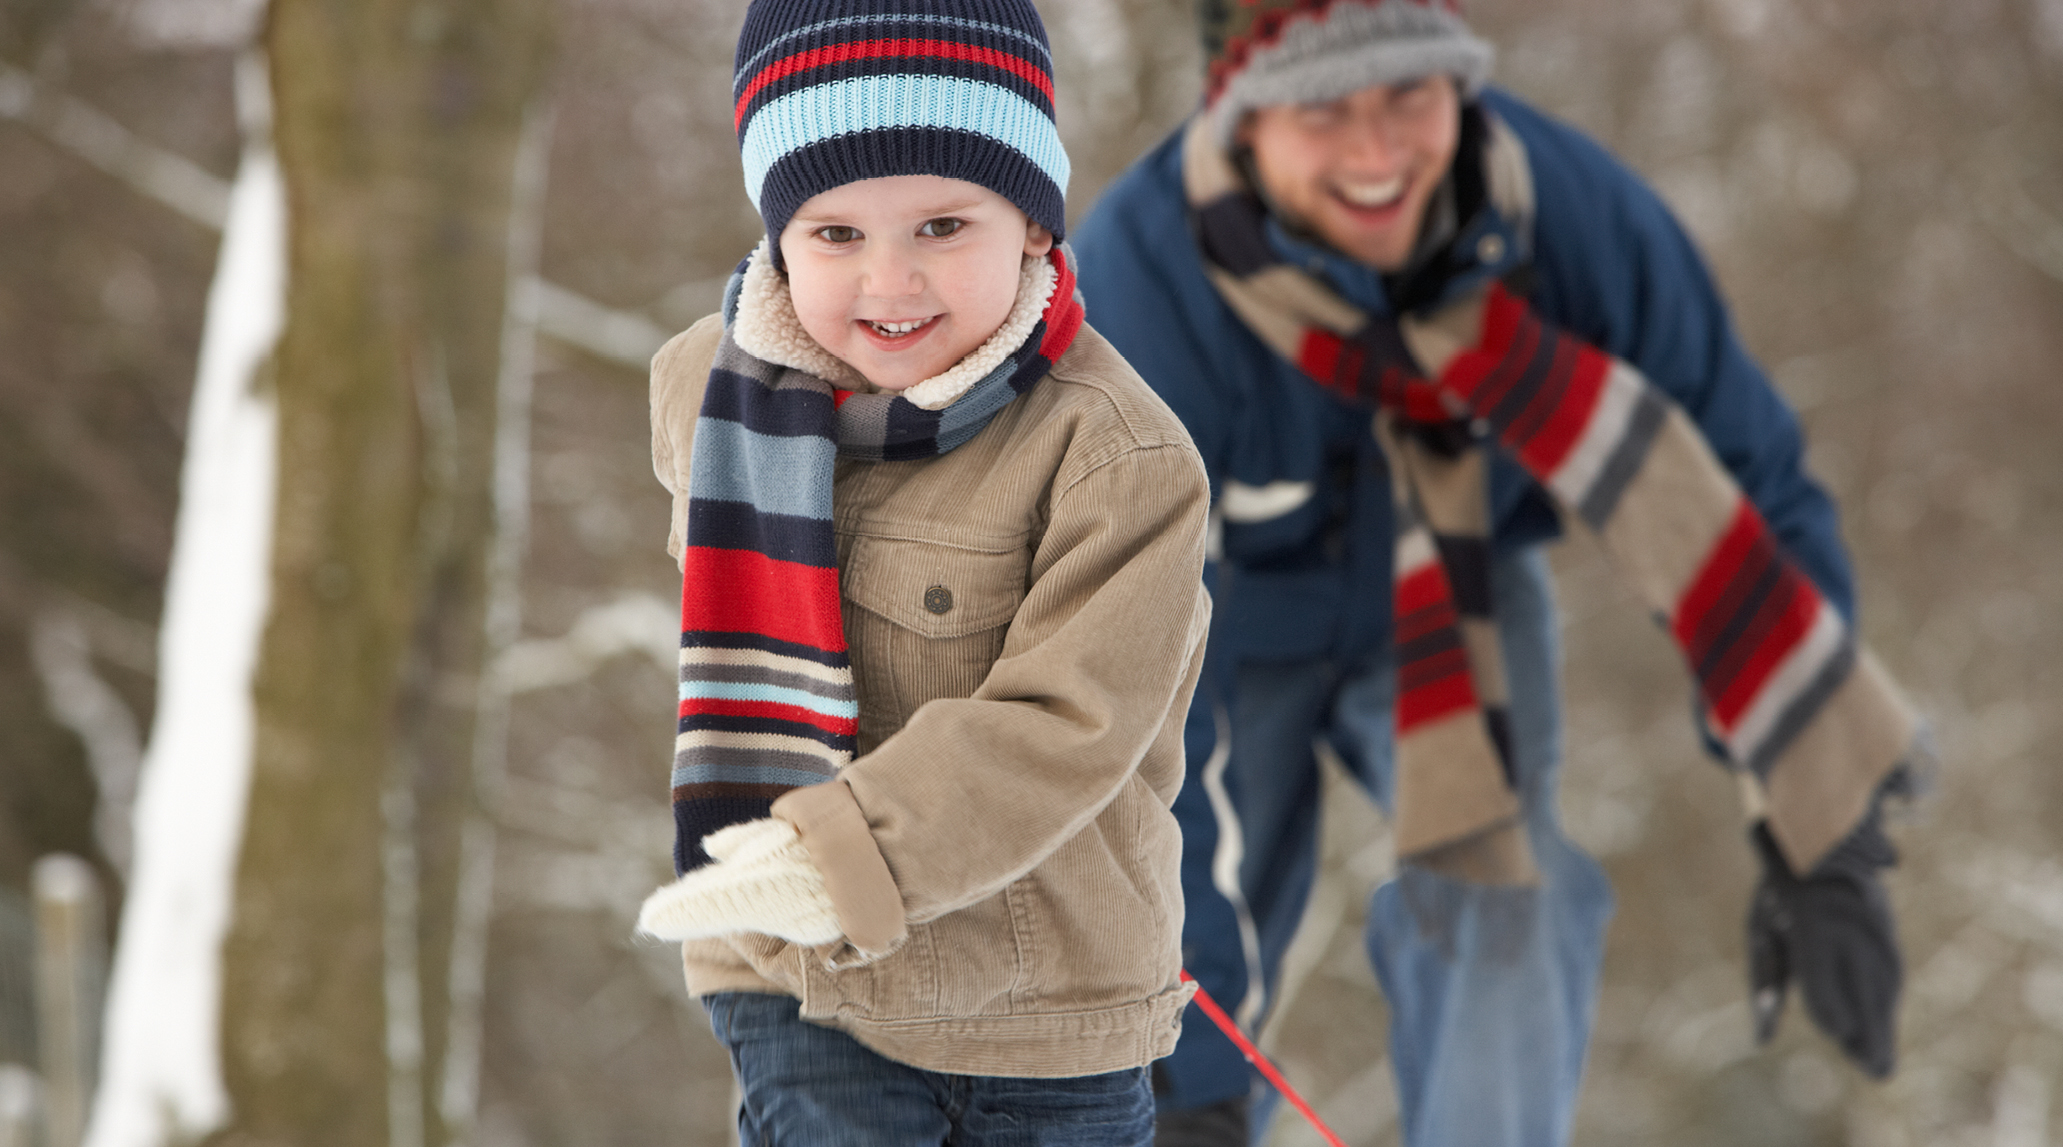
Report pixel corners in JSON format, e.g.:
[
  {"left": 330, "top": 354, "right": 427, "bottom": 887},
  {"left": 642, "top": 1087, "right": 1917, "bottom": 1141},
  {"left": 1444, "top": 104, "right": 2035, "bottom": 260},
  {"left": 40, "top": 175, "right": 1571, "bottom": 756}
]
[
  {"left": 1159, "top": 547, "right": 1615, "bottom": 1146},
  {"left": 706, "top": 991, "right": 1156, "bottom": 1146}
]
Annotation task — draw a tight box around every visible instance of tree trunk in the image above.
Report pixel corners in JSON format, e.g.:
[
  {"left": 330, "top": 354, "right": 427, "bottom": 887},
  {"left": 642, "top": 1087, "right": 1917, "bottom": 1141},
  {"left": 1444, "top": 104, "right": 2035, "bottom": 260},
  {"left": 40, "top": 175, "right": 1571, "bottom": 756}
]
[{"left": 214, "top": 4, "right": 550, "bottom": 1146}]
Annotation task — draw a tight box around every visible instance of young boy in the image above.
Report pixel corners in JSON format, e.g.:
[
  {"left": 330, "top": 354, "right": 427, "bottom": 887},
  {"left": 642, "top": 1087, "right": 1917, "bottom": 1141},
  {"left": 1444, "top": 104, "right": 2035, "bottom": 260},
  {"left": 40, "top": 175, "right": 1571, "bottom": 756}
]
[{"left": 634, "top": 1, "right": 1212, "bottom": 1142}]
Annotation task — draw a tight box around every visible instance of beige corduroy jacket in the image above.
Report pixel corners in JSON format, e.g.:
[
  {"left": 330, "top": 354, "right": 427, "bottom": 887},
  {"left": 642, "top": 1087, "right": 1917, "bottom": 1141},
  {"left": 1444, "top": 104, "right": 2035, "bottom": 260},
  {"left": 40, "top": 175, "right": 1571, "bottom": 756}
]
[{"left": 649, "top": 307, "right": 1212, "bottom": 1078}]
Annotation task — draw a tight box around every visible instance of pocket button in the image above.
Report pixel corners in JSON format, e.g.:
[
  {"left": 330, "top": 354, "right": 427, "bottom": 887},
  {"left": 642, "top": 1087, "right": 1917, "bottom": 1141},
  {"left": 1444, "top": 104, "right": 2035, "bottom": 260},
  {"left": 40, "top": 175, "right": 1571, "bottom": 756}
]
[{"left": 923, "top": 585, "right": 954, "bottom": 615}]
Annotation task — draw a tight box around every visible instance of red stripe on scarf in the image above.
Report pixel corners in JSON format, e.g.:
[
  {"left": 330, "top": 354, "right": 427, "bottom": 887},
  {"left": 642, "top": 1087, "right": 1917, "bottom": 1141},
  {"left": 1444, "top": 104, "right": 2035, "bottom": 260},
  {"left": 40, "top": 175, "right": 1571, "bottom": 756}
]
[
  {"left": 1672, "top": 499, "right": 1821, "bottom": 728},
  {"left": 1507, "top": 342, "right": 1610, "bottom": 476},
  {"left": 735, "top": 39, "right": 1054, "bottom": 129},
  {"left": 1397, "top": 669, "right": 1478, "bottom": 731},
  {"left": 1436, "top": 282, "right": 1529, "bottom": 407},
  {"left": 1393, "top": 563, "right": 1479, "bottom": 730},
  {"left": 1298, "top": 329, "right": 1355, "bottom": 393},
  {"left": 1038, "top": 247, "right": 1085, "bottom": 360},
  {"left": 680, "top": 545, "right": 847, "bottom": 655},
  {"left": 676, "top": 696, "right": 858, "bottom": 738}
]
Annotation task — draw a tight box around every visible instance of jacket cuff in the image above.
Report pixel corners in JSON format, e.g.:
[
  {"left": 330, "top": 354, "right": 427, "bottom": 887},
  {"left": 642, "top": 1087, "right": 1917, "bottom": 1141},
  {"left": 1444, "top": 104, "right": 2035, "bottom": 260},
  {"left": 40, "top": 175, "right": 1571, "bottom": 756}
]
[{"left": 773, "top": 780, "right": 906, "bottom": 957}]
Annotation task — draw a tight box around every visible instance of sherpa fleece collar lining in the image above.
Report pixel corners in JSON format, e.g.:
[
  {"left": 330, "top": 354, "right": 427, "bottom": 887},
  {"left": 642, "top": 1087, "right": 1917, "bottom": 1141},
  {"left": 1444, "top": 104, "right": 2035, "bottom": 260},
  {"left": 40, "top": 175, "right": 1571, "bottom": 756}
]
[{"left": 728, "top": 239, "right": 1060, "bottom": 412}]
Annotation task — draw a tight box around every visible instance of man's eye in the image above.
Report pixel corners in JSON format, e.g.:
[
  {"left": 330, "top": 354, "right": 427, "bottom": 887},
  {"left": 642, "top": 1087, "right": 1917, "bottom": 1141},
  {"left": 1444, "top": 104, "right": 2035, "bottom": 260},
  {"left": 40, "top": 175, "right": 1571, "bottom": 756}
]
[
  {"left": 918, "top": 218, "right": 964, "bottom": 238},
  {"left": 1294, "top": 102, "right": 1347, "bottom": 127},
  {"left": 818, "top": 226, "right": 860, "bottom": 243}
]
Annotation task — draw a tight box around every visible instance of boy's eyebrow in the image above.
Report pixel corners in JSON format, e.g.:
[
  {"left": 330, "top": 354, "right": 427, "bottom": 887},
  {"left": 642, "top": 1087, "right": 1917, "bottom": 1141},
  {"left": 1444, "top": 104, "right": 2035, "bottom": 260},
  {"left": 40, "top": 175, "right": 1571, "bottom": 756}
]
[{"left": 791, "top": 197, "right": 991, "bottom": 226}]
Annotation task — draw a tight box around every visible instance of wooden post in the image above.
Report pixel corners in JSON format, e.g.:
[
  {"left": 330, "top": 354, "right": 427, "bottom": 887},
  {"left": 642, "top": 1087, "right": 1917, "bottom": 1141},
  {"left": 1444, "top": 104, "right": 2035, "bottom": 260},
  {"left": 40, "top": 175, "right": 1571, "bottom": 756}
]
[{"left": 32, "top": 855, "right": 103, "bottom": 1147}]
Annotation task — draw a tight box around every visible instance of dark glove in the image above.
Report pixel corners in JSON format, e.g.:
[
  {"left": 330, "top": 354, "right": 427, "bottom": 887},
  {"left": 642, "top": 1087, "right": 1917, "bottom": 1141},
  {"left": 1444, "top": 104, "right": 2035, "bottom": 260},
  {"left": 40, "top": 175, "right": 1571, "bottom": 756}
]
[{"left": 1745, "top": 805, "right": 1902, "bottom": 1077}]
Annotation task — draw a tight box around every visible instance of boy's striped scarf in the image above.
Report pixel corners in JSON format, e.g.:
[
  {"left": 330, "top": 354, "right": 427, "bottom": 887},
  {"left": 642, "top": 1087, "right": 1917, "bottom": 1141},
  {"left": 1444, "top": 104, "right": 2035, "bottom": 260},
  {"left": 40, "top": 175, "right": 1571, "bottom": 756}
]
[
  {"left": 669, "top": 246, "right": 1085, "bottom": 874},
  {"left": 1182, "top": 116, "right": 1919, "bottom": 883}
]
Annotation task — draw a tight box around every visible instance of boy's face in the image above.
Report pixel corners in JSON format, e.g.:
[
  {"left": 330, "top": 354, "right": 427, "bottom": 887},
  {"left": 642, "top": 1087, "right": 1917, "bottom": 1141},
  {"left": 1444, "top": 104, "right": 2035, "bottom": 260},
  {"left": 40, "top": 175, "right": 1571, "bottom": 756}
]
[
  {"left": 1239, "top": 74, "right": 1462, "bottom": 272},
  {"left": 780, "top": 176, "right": 1055, "bottom": 391}
]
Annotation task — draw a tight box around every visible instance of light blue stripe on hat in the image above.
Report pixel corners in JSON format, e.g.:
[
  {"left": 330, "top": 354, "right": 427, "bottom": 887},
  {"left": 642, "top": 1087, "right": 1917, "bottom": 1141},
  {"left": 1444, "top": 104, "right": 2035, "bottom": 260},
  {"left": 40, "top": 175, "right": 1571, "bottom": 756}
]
[
  {"left": 680, "top": 679, "right": 860, "bottom": 719},
  {"left": 741, "top": 74, "right": 1069, "bottom": 208},
  {"left": 688, "top": 416, "right": 837, "bottom": 521}
]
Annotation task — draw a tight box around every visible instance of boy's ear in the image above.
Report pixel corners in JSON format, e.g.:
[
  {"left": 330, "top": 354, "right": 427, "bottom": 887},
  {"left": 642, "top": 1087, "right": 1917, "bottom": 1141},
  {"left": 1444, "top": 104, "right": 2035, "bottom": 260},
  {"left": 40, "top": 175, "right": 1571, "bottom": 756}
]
[{"left": 1023, "top": 220, "right": 1055, "bottom": 258}]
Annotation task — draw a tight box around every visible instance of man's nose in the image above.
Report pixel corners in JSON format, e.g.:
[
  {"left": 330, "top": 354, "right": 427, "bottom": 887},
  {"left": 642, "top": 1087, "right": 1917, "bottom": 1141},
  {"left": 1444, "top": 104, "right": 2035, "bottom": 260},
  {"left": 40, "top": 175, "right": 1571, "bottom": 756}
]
[{"left": 1340, "top": 109, "right": 1403, "bottom": 168}]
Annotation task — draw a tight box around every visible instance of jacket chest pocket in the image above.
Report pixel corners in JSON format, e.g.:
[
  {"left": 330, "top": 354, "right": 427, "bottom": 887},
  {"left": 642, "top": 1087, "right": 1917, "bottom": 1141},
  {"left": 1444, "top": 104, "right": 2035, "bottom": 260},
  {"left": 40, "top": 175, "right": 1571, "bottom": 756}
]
[{"left": 839, "top": 533, "right": 1031, "bottom": 746}]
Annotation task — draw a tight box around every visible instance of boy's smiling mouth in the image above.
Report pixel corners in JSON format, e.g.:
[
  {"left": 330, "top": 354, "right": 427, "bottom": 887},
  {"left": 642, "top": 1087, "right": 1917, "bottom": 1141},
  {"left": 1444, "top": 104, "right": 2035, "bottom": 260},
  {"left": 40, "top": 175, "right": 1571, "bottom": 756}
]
[{"left": 861, "top": 315, "right": 940, "bottom": 341}]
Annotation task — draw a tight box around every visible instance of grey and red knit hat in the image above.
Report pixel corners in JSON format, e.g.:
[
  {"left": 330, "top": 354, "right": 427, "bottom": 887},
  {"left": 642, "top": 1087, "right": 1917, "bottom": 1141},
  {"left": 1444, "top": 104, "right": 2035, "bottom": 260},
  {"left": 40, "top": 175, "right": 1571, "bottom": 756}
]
[
  {"left": 1200, "top": 0, "right": 1495, "bottom": 145},
  {"left": 732, "top": 0, "right": 1070, "bottom": 245}
]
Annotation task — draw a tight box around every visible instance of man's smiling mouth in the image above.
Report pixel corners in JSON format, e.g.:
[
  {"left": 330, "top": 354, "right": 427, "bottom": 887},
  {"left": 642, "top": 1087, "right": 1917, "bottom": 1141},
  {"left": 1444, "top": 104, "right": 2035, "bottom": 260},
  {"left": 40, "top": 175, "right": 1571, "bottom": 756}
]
[{"left": 1333, "top": 176, "right": 1406, "bottom": 210}]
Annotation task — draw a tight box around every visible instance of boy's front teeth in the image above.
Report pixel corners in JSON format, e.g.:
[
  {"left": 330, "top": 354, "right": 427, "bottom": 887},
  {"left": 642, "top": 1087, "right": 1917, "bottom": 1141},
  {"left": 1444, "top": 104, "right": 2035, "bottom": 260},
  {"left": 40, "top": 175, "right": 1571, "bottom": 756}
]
[{"left": 870, "top": 318, "right": 927, "bottom": 336}]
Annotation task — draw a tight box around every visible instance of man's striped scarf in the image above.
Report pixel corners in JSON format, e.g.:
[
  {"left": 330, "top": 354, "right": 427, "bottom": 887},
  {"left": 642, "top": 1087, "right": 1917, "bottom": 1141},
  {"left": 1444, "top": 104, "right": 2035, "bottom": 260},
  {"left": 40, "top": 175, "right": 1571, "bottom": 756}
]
[
  {"left": 1182, "top": 115, "right": 1919, "bottom": 883},
  {"left": 669, "top": 247, "right": 1086, "bottom": 874}
]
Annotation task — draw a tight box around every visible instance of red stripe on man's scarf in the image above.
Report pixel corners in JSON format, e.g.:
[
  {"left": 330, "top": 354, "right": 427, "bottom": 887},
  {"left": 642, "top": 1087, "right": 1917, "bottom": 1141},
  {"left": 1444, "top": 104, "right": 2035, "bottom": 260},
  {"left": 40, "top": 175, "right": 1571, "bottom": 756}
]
[
  {"left": 1502, "top": 340, "right": 1609, "bottom": 475},
  {"left": 1393, "top": 562, "right": 1480, "bottom": 731},
  {"left": 680, "top": 545, "right": 847, "bottom": 655},
  {"left": 1298, "top": 328, "right": 1453, "bottom": 420},
  {"left": 735, "top": 39, "right": 1054, "bottom": 129},
  {"left": 1297, "top": 329, "right": 1357, "bottom": 395},
  {"left": 1435, "top": 283, "right": 1614, "bottom": 474},
  {"left": 1672, "top": 498, "right": 1821, "bottom": 729}
]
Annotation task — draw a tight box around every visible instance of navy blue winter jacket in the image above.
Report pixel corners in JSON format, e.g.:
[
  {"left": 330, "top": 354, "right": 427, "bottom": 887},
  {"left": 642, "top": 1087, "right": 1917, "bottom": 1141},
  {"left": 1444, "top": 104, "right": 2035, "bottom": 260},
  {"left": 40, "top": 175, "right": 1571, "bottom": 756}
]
[{"left": 1074, "top": 88, "right": 1853, "bottom": 674}]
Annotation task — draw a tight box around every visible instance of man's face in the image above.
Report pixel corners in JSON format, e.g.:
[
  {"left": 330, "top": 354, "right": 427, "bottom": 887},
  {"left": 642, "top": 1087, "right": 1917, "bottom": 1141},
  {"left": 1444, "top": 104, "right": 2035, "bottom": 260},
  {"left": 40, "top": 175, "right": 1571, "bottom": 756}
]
[
  {"left": 1239, "top": 75, "right": 1462, "bottom": 272},
  {"left": 779, "top": 175, "right": 1053, "bottom": 391}
]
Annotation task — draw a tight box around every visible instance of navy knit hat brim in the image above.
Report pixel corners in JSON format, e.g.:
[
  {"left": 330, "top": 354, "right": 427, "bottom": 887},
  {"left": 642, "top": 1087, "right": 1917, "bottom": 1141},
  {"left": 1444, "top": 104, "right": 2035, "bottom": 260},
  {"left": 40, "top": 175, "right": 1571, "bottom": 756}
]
[
  {"left": 735, "top": 0, "right": 1070, "bottom": 243},
  {"left": 756, "top": 127, "right": 1069, "bottom": 246}
]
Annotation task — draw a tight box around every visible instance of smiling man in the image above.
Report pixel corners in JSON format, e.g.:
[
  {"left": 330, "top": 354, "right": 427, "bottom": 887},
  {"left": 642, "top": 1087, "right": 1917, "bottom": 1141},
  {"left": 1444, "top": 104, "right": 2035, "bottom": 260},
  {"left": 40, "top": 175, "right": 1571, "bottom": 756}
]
[{"left": 1076, "top": 2, "right": 1917, "bottom": 1145}]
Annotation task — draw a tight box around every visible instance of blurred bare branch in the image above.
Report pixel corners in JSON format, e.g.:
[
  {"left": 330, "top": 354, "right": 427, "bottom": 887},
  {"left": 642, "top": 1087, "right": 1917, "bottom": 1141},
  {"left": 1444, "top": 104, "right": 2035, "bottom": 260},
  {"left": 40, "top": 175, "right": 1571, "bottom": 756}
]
[
  {"left": 2, "top": 60, "right": 673, "bottom": 373},
  {"left": 533, "top": 277, "right": 671, "bottom": 370},
  {"left": 28, "top": 612, "right": 142, "bottom": 873},
  {"left": 0, "top": 60, "right": 228, "bottom": 228},
  {"left": 495, "top": 591, "right": 675, "bottom": 695},
  {"left": 1972, "top": 161, "right": 2063, "bottom": 286}
]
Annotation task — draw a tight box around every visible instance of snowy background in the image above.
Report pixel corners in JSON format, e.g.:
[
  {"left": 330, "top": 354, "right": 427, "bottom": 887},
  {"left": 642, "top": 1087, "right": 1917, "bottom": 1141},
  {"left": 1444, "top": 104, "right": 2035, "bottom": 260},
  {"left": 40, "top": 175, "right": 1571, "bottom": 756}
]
[{"left": 0, "top": 0, "right": 2059, "bottom": 1144}]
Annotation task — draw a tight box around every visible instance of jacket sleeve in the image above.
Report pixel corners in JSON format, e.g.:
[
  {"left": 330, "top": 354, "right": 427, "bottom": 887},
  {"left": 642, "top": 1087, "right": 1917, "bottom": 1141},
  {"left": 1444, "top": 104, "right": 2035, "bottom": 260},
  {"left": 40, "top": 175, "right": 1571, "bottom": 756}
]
[
  {"left": 1507, "top": 93, "right": 1857, "bottom": 621},
  {"left": 775, "top": 440, "right": 1212, "bottom": 948},
  {"left": 649, "top": 314, "right": 725, "bottom": 568}
]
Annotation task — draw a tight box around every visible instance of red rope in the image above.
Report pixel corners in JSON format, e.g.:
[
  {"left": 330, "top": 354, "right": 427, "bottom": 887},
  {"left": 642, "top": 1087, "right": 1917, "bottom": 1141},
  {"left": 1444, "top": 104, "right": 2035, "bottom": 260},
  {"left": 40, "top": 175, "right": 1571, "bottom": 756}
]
[{"left": 1178, "top": 970, "right": 1350, "bottom": 1147}]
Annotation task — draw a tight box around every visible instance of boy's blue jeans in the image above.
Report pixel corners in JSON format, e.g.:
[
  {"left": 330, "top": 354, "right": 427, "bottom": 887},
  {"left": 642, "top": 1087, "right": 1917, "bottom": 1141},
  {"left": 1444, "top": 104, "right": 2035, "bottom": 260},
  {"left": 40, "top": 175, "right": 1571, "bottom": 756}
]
[
  {"left": 1162, "top": 548, "right": 1616, "bottom": 1146},
  {"left": 705, "top": 991, "right": 1155, "bottom": 1146}
]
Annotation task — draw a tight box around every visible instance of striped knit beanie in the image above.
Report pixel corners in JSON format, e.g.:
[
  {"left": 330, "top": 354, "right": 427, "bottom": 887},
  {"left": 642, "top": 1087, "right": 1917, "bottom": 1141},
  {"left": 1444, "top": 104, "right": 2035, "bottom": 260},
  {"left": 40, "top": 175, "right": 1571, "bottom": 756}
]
[
  {"left": 733, "top": 0, "right": 1071, "bottom": 246},
  {"left": 1200, "top": 0, "right": 1495, "bottom": 146}
]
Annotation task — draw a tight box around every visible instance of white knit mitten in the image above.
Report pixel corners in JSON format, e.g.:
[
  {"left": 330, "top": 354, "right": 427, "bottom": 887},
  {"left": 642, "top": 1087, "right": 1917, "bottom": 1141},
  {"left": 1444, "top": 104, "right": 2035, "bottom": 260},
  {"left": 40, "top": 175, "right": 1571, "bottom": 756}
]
[{"left": 636, "top": 818, "right": 842, "bottom": 945}]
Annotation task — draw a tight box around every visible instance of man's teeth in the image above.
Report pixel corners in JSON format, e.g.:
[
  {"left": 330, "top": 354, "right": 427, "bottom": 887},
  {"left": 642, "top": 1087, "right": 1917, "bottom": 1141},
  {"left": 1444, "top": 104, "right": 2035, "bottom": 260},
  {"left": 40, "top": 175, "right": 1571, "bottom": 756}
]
[
  {"left": 868, "top": 318, "right": 929, "bottom": 336},
  {"left": 1337, "top": 178, "right": 1405, "bottom": 208}
]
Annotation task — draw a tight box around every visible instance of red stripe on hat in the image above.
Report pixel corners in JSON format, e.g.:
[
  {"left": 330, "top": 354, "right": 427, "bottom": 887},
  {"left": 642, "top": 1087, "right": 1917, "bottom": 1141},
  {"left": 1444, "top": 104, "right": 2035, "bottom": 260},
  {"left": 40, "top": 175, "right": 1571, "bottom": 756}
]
[
  {"left": 737, "top": 39, "right": 1054, "bottom": 130},
  {"left": 680, "top": 545, "right": 847, "bottom": 654},
  {"left": 677, "top": 695, "right": 859, "bottom": 738}
]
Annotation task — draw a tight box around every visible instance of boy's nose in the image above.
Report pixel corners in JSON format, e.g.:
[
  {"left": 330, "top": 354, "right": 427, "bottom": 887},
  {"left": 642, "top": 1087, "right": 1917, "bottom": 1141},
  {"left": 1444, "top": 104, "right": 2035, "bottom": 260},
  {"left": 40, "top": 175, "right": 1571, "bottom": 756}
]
[{"left": 861, "top": 246, "right": 924, "bottom": 298}]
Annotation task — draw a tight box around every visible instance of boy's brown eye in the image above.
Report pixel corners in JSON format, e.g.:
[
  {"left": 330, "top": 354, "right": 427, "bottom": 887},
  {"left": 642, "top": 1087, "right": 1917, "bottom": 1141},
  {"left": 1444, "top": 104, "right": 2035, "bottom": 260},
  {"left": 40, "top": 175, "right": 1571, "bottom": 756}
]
[
  {"left": 819, "top": 226, "right": 859, "bottom": 243},
  {"left": 919, "top": 218, "right": 963, "bottom": 238}
]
